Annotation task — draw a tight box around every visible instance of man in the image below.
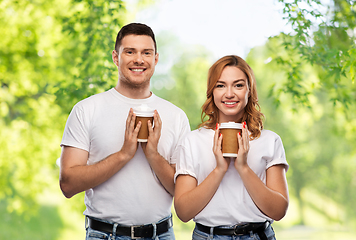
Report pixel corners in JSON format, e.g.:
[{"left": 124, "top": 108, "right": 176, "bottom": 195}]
[{"left": 59, "top": 23, "right": 190, "bottom": 240}]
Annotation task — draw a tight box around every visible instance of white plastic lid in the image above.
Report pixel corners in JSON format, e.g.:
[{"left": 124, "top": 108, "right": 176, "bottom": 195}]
[
  {"left": 219, "top": 121, "right": 242, "bottom": 129},
  {"left": 133, "top": 104, "right": 154, "bottom": 117}
]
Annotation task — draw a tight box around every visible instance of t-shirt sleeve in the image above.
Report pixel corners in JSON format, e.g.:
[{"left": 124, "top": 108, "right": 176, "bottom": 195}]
[
  {"left": 173, "top": 139, "right": 197, "bottom": 183},
  {"left": 60, "top": 103, "right": 90, "bottom": 152},
  {"left": 169, "top": 112, "right": 191, "bottom": 165},
  {"left": 266, "top": 134, "right": 289, "bottom": 172}
]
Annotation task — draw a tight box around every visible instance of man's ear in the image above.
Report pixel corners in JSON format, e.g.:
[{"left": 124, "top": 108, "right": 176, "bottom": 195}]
[
  {"left": 155, "top": 52, "right": 159, "bottom": 66},
  {"left": 112, "top": 50, "right": 119, "bottom": 67}
]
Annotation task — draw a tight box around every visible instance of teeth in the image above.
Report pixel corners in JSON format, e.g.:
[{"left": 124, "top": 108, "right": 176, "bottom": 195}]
[
  {"left": 224, "top": 102, "right": 237, "bottom": 105},
  {"left": 131, "top": 69, "right": 144, "bottom": 72}
]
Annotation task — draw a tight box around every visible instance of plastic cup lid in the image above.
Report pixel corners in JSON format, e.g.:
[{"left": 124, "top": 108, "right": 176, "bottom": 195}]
[
  {"left": 133, "top": 104, "right": 154, "bottom": 117},
  {"left": 219, "top": 121, "right": 242, "bottom": 129}
]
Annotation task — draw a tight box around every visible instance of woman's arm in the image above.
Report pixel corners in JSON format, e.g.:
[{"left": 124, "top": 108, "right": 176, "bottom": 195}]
[
  {"left": 236, "top": 164, "right": 289, "bottom": 220},
  {"left": 174, "top": 125, "right": 230, "bottom": 222},
  {"left": 235, "top": 122, "right": 289, "bottom": 220}
]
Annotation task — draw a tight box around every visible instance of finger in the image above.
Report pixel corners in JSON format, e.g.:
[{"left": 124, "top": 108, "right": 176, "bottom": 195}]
[
  {"left": 129, "top": 112, "right": 137, "bottom": 132},
  {"left": 134, "top": 121, "right": 141, "bottom": 134},
  {"left": 237, "top": 131, "right": 243, "bottom": 150},
  {"left": 243, "top": 122, "right": 249, "bottom": 149},
  {"left": 218, "top": 132, "right": 223, "bottom": 152},
  {"left": 147, "top": 118, "right": 153, "bottom": 134},
  {"left": 126, "top": 108, "right": 133, "bottom": 130},
  {"left": 213, "top": 123, "right": 219, "bottom": 151},
  {"left": 153, "top": 110, "right": 162, "bottom": 131}
]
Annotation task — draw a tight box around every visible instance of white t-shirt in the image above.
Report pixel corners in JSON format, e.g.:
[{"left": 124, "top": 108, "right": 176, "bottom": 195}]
[
  {"left": 61, "top": 88, "right": 190, "bottom": 225},
  {"left": 173, "top": 127, "right": 288, "bottom": 226}
]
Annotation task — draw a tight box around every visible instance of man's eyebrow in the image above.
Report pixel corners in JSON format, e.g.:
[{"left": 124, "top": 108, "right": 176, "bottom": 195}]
[
  {"left": 123, "top": 47, "right": 135, "bottom": 51},
  {"left": 122, "top": 47, "right": 155, "bottom": 52}
]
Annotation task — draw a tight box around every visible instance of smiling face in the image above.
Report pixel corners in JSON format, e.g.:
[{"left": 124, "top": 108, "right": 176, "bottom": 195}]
[
  {"left": 113, "top": 34, "right": 159, "bottom": 97},
  {"left": 213, "top": 66, "right": 250, "bottom": 123}
]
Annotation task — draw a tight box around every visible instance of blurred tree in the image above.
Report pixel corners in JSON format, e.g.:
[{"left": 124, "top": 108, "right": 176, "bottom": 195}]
[
  {"left": 151, "top": 31, "right": 213, "bottom": 130},
  {"left": 274, "top": 0, "right": 356, "bottom": 110},
  {"left": 271, "top": 0, "right": 356, "bottom": 225},
  {"left": 0, "top": 0, "right": 127, "bottom": 217},
  {"left": 247, "top": 34, "right": 356, "bottom": 226},
  {"left": 0, "top": 0, "right": 71, "bottom": 216},
  {"left": 55, "top": 0, "right": 126, "bottom": 112}
]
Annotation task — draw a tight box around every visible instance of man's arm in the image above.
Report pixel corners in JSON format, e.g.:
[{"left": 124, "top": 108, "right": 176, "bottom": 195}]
[
  {"left": 59, "top": 109, "right": 141, "bottom": 198},
  {"left": 141, "top": 110, "right": 176, "bottom": 195}
]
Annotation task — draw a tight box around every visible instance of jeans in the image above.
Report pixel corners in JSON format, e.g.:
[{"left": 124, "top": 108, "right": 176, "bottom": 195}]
[
  {"left": 192, "top": 224, "right": 276, "bottom": 240},
  {"left": 85, "top": 215, "right": 175, "bottom": 240}
]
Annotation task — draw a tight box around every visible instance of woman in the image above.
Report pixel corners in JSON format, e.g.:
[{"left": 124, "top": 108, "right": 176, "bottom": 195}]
[{"left": 173, "top": 55, "right": 289, "bottom": 240}]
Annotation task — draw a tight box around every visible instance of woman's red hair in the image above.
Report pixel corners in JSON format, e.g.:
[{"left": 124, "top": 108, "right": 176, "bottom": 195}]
[{"left": 199, "top": 55, "right": 264, "bottom": 140}]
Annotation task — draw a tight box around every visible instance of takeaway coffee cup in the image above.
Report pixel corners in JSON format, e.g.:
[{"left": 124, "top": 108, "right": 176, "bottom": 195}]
[
  {"left": 219, "top": 122, "right": 243, "bottom": 157},
  {"left": 133, "top": 104, "right": 154, "bottom": 142}
]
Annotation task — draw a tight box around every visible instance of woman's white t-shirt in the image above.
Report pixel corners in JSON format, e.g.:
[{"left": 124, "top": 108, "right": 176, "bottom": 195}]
[{"left": 173, "top": 127, "right": 289, "bottom": 226}]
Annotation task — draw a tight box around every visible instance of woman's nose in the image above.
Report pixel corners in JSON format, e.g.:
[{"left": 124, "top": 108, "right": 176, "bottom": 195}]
[{"left": 225, "top": 87, "right": 234, "bottom": 98}]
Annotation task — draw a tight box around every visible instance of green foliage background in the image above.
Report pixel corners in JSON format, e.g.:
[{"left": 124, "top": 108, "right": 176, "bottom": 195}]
[{"left": 1, "top": 0, "right": 356, "bottom": 239}]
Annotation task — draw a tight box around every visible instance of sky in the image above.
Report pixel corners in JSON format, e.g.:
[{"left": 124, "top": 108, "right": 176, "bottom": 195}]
[{"left": 129, "top": 0, "right": 291, "bottom": 59}]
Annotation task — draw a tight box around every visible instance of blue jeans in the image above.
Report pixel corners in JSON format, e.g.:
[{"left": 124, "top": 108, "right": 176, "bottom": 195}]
[
  {"left": 192, "top": 224, "right": 276, "bottom": 240},
  {"left": 85, "top": 215, "right": 175, "bottom": 240}
]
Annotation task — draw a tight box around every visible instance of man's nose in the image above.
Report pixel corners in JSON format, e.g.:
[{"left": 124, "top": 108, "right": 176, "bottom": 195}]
[{"left": 134, "top": 53, "right": 144, "bottom": 64}]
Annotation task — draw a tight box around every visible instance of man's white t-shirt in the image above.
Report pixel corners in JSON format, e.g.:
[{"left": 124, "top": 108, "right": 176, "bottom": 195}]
[
  {"left": 173, "top": 127, "right": 288, "bottom": 226},
  {"left": 61, "top": 88, "right": 190, "bottom": 225}
]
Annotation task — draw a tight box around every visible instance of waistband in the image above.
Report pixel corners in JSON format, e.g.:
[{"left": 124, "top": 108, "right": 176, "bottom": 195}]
[
  {"left": 87, "top": 215, "right": 173, "bottom": 239},
  {"left": 196, "top": 221, "right": 269, "bottom": 240}
]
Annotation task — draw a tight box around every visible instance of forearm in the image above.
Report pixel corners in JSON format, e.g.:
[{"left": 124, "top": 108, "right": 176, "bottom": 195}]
[
  {"left": 145, "top": 152, "right": 176, "bottom": 195},
  {"left": 60, "top": 151, "right": 130, "bottom": 198},
  {"left": 174, "top": 168, "right": 225, "bottom": 222},
  {"left": 238, "top": 166, "right": 289, "bottom": 220}
]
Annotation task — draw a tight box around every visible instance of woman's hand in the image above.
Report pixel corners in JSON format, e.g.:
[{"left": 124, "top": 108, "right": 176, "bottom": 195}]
[
  {"left": 213, "top": 123, "right": 231, "bottom": 173},
  {"left": 234, "top": 121, "right": 250, "bottom": 172}
]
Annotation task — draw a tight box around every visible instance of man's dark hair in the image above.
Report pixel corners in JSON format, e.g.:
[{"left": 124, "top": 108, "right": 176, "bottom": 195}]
[{"left": 115, "top": 23, "right": 157, "bottom": 53}]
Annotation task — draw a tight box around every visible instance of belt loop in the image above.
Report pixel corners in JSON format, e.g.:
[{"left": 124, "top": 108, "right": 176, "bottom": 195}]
[
  {"left": 112, "top": 223, "right": 118, "bottom": 239},
  {"left": 152, "top": 222, "right": 157, "bottom": 239},
  {"left": 208, "top": 227, "right": 214, "bottom": 240},
  {"left": 85, "top": 216, "right": 89, "bottom": 230}
]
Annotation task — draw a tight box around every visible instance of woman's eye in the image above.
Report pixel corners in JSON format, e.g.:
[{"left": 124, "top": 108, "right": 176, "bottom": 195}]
[{"left": 216, "top": 84, "right": 224, "bottom": 88}]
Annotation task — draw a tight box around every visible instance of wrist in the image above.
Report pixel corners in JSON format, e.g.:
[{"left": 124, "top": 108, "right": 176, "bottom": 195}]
[
  {"left": 116, "top": 150, "right": 133, "bottom": 163},
  {"left": 213, "top": 166, "right": 227, "bottom": 177},
  {"left": 145, "top": 149, "right": 160, "bottom": 162},
  {"left": 235, "top": 163, "right": 249, "bottom": 175}
]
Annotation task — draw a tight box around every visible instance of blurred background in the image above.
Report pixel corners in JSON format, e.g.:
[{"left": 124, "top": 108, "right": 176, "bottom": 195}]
[{"left": 1, "top": 0, "right": 356, "bottom": 239}]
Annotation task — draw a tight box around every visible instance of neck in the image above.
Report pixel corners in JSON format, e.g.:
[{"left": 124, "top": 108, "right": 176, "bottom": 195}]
[{"left": 115, "top": 82, "right": 152, "bottom": 99}]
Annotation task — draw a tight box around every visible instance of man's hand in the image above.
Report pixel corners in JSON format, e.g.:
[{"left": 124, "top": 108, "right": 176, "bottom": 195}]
[
  {"left": 59, "top": 108, "right": 142, "bottom": 198},
  {"left": 141, "top": 110, "right": 161, "bottom": 160},
  {"left": 140, "top": 110, "right": 175, "bottom": 195},
  {"left": 121, "top": 108, "right": 141, "bottom": 160}
]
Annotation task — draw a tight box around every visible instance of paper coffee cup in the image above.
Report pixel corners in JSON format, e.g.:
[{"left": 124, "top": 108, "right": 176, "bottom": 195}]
[
  {"left": 133, "top": 104, "right": 154, "bottom": 142},
  {"left": 219, "top": 122, "right": 242, "bottom": 157}
]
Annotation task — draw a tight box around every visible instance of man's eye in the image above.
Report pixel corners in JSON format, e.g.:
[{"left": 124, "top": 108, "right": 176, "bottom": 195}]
[{"left": 144, "top": 52, "right": 152, "bottom": 56}]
